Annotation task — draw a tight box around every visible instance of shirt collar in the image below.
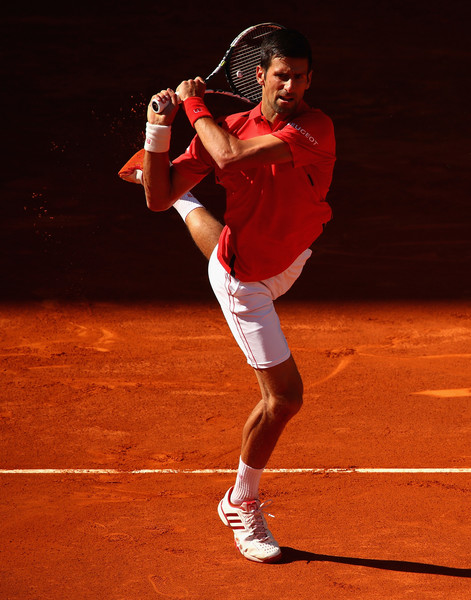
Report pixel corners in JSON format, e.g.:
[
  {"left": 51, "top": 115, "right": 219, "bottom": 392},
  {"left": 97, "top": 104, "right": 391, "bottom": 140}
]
[
  {"left": 248, "top": 101, "right": 310, "bottom": 130},
  {"left": 248, "top": 103, "right": 264, "bottom": 123}
]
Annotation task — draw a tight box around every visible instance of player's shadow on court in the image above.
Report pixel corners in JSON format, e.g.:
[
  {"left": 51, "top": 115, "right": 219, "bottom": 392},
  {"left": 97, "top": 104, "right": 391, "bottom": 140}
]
[{"left": 278, "top": 547, "right": 471, "bottom": 578}]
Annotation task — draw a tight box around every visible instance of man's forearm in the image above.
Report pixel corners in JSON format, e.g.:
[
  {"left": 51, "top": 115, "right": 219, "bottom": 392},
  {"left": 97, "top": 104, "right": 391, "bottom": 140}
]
[
  {"left": 193, "top": 114, "right": 290, "bottom": 170},
  {"left": 143, "top": 151, "right": 175, "bottom": 212},
  {"left": 193, "top": 117, "right": 242, "bottom": 170}
]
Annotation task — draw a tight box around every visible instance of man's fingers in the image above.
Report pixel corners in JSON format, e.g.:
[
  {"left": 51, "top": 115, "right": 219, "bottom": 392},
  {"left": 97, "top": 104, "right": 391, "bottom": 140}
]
[
  {"left": 151, "top": 89, "right": 175, "bottom": 110},
  {"left": 147, "top": 89, "right": 179, "bottom": 124},
  {"left": 176, "top": 78, "right": 206, "bottom": 100}
]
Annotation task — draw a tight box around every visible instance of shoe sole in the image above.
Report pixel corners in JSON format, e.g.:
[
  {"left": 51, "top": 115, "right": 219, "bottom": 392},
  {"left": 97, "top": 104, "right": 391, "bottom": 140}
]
[{"left": 234, "top": 537, "right": 282, "bottom": 563}]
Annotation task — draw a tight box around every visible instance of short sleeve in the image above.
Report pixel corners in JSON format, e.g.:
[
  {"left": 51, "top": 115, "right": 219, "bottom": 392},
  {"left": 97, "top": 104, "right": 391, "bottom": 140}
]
[{"left": 272, "top": 109, "right": 336, "bottom": 168}]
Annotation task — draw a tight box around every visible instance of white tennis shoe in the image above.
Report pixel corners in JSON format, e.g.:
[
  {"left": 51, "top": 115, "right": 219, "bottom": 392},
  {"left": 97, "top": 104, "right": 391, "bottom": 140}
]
[{"left": 218, "top": 487, "right": 282, "bottom": 563}]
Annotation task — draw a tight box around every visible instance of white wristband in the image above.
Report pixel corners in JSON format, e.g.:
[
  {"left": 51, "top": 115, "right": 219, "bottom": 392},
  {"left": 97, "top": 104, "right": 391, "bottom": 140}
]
[{"left": 144, "top": 122, "right": 171, "bottom": 153}]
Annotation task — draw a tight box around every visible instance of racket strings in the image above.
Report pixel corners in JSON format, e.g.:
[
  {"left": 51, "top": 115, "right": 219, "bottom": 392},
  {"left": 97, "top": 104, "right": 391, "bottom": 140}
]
[
  {"left": 228, "top": 44, "right": 264, "bottom": 102},
  {"left": 226, "top": 24, "right": 282, "bottom": 103}
]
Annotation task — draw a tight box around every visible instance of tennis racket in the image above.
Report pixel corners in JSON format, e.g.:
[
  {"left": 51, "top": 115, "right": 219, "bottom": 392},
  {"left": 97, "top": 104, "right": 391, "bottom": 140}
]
[{"left": 151, "top": 22, "right": 284, "bottom": 114}]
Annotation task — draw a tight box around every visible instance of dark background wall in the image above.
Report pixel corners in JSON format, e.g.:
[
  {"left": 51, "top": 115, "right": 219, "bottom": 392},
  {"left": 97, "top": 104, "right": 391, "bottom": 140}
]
[{"left": 1, "top": 1, "right": 470, "bottom": 302}]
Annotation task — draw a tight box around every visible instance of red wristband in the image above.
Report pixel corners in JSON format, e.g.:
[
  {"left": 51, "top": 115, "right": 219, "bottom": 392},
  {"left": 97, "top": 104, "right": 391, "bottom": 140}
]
[{"left": 183, "top": 96, "right": 212, "bottom": 128}]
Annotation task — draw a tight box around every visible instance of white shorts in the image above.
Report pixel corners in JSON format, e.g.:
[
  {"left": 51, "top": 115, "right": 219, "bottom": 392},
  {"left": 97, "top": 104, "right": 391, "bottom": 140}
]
[{"left": 208, "top": 246, "right": 312, "bottom": 369}]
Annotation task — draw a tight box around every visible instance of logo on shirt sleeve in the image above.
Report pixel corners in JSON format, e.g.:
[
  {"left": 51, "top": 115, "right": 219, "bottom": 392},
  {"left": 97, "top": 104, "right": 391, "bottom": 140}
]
[{"left": 288, "top": 122, "right": 319, "bottom": 146}]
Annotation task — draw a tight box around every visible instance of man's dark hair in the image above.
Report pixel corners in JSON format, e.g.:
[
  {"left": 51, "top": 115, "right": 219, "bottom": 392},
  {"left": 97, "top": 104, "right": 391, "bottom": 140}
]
[{"left": 259, "top": 29, "right": 312, "bottom": 72}]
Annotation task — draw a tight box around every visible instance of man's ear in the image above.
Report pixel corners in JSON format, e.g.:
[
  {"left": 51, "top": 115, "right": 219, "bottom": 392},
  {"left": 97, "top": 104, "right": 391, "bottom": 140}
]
[
  {"left": 256, "top": 65, "right": 266, "bottom": 86},
  {"left": 306, "top": 70, "right": 312, "bottom": 90}
]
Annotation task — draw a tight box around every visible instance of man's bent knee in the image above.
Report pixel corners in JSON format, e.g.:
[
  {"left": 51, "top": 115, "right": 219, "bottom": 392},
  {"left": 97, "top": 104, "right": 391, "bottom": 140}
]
[
  {"left": 267, "top": 390, "right": 303, "bottom": 423},
  {"left": 255, "top": 355, "right": 304, "bottom": 423}
]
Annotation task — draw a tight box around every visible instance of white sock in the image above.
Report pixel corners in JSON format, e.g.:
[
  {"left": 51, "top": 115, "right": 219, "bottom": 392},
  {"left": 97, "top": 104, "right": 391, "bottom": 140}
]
[
  {"left": 173, "top": 191, "right": 204, "bottom": 222},
  {"left": 231, "top": 457, "right": 264, "bottom": 505}
]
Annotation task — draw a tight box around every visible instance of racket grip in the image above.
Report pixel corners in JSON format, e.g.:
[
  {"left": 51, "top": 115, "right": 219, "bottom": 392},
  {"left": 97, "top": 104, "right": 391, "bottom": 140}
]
[{"left": 151, "top": 92, "right": 181, "bottom": 114}]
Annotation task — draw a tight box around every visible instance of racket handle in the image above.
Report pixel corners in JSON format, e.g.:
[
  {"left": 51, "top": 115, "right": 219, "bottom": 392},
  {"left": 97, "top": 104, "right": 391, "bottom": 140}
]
[{"left": 151, "top": 92, "right": 181, "bottom": 114}]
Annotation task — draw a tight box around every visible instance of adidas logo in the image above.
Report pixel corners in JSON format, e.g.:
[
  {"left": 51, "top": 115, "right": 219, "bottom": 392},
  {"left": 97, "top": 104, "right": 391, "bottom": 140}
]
[{"left": 225, "top": 512, "right": 244, "bottom": 530}]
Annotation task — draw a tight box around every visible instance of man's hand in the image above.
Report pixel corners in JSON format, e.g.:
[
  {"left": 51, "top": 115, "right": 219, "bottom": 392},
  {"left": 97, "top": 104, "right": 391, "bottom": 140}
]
[
  {"left": 147, "top": 88, "right": 180, "bottom": 125},
  {"left": 146, "top": 76, "right": 205, "bottom": 125},
  {"left": 176, "top": 76, "right": 206, "bottom": 102}
]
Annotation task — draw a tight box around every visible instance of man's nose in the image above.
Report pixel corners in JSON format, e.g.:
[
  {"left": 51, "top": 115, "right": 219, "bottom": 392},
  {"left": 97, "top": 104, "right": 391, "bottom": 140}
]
[{"left": 284, "top": 78, "right": 294, "bottom": 92}]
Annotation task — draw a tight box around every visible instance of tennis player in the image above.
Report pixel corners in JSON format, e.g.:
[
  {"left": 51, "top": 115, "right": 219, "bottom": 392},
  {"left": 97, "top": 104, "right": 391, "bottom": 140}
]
[{"left": 120, "top": 29, "right": 335, "bottom": 563}]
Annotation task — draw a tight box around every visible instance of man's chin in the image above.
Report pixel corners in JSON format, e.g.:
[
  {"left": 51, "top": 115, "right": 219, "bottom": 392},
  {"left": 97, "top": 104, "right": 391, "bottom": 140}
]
[{"left": 275, "top": 99, "right": 297, "bottom": 115}]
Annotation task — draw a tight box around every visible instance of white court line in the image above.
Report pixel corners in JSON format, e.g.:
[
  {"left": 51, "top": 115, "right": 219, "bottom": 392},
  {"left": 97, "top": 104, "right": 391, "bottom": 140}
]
[{"left": 1, "top": 468, "right": 471, "bottom": 474}]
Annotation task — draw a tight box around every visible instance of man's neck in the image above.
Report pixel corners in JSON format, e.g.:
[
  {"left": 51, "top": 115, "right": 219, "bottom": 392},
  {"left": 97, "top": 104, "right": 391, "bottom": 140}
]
[{"left": 260, "top": 99, "right": 303, "bottom": 127}]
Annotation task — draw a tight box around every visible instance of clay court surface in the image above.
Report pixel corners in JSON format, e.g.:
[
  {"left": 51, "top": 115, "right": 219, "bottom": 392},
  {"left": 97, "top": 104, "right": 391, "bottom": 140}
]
[
  {"left": 1, "top": 300, "right": 471, "bottom": 598},
  {"left": 1, "top": 2, "right": 470, "bottom": 599}
]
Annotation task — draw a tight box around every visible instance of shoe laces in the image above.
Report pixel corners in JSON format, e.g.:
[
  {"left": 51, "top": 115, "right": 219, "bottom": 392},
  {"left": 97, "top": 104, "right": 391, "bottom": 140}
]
[{"left": 245, "top": 499, "right": 275, "bottom": 538}]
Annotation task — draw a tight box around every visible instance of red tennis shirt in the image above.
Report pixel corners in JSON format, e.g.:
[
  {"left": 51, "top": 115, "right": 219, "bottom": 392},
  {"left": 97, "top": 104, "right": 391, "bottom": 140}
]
[{"left": 173, "top": 101, "right": 336, "bottom": 282}]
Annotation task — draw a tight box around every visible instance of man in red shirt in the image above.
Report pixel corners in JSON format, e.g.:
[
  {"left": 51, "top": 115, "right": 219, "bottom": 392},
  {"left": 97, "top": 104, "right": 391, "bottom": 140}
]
[{"left": 120, "top": 29, "right": 335, "bottom": 563}]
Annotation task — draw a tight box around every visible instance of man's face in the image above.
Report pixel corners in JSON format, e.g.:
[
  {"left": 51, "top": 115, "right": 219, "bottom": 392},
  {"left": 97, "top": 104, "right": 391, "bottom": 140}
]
[{"left": 257, "top": 56, "right": 312, "bottom": 121}]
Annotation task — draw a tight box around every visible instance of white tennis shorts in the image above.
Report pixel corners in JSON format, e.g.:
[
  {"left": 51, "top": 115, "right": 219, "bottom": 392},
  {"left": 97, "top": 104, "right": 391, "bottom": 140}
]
[{"left": 208, "top": 246, "right": 312, "bottom": 369}]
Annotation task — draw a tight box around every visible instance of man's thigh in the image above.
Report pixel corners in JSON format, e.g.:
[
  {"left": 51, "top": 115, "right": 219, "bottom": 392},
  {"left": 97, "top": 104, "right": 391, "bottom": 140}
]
[{"left": 208, "top": 249, "right": 291, "bottom": 369}]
